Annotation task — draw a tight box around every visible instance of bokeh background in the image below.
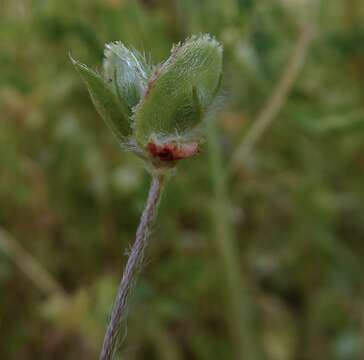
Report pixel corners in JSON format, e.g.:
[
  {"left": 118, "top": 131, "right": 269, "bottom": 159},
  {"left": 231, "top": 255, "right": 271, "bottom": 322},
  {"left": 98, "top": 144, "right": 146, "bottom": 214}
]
[{"left": 1, "top": 0, "right": 364, "bottom": 359}]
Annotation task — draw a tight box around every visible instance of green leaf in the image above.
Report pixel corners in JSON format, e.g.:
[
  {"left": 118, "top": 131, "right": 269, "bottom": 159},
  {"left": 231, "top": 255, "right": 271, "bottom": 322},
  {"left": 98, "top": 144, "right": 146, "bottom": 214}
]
[
  {"left": 70, "top": 55, "right": 132, "bottom": 141},
  {"left": 103, "top": 42, "right": 151, "bottom": 111},
  {"left": 134, "top": 34, "right": 223, "bottom": 147}
]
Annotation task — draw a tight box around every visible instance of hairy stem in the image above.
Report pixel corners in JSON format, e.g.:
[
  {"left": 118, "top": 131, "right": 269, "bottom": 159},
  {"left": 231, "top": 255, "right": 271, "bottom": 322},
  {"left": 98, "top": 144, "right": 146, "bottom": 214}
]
[{"left": 100, "top": 174, "right": 166, "bottom": 360}]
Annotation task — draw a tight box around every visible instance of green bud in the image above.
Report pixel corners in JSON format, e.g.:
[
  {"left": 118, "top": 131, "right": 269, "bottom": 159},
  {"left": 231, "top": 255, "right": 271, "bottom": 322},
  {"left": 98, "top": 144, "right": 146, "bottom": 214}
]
[
  {"left": 103, "top": 42, "right": 151, "bottom": 112},
  {"left": 134, "top": 34, "right": 223, "bottom": 147},
  {"left": 71, "top": 34, "right": 223, "bottom": 170}
]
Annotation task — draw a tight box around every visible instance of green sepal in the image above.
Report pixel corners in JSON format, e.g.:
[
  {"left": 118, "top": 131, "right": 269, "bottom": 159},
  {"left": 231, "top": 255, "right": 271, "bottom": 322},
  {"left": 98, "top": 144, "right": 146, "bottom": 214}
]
[
  {"left": 103, "top": 42, "right": 151, "bottom": 111},
  {"left": 192, "top": 86, "right": 202, "bottom": 120},
  {"left": 134, "top": 34, "right": 223, "bottom": 147},
  {"left": 70, "top": 55, "right": 132, "bottom": 141}
]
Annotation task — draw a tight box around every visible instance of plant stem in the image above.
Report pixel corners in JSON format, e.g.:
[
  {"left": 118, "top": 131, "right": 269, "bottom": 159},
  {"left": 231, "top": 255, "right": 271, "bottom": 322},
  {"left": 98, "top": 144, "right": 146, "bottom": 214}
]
[
  {"left": 0, "top": 227, "right": 65, "bottom": 297},
  {"left": 100, "top": 174, "right": 166, "bottom": 360},
  {"left": 228, "top": 25, "right": 313, "bottom": 175},
  {"left": 207, "top": 119, "right": 264, "bottom": 360}
]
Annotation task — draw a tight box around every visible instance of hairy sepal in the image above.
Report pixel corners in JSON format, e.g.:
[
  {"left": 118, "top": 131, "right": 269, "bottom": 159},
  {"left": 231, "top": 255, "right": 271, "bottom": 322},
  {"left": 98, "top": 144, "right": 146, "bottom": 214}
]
[
  {"left": 103, "top": 42, "right": 151, "bottom": 111},
  {"left": 134, "top": 34, "right": 223, "bottom": 147},
  {"left": 71, "top": 55, "right": 132, "bottom": 141}
]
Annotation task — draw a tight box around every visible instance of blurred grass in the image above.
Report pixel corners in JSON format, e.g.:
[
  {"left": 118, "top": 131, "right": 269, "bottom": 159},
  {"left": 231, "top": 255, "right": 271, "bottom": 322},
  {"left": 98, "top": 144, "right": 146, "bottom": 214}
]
[{"left": 1, "top": 0, "right": 364, "bottom": 359}]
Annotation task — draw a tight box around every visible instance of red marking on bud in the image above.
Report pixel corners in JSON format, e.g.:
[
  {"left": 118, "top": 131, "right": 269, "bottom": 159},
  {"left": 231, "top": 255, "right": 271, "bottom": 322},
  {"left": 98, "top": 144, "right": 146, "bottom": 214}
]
[{"left": 147, "top": 142, "right": 199, "bottom": 162}]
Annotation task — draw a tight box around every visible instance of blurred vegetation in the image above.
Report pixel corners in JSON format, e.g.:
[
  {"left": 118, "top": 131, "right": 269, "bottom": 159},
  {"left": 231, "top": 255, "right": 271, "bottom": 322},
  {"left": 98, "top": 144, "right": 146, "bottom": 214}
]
[{"left": 1, "top": 0, "right": 364, "bottom": 359}]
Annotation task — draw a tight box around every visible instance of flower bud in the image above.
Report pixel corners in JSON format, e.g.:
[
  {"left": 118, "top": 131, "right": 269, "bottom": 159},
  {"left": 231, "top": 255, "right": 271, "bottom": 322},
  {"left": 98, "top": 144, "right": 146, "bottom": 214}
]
[
  {"left": 103, "top": 42, "right": 151, "bottom": 112},
  {"left": 134, "top": 34, "right": 223, "bottom": 148},
  {"left": 71, "top": 34, "right": 223, "bottom": 170}
]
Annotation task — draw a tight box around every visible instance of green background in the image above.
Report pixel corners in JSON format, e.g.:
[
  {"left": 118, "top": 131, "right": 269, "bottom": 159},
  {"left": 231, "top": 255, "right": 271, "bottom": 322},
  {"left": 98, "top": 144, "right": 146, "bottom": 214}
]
[{"left": 1, "top": 0, "right": 364, "bottom": 359}]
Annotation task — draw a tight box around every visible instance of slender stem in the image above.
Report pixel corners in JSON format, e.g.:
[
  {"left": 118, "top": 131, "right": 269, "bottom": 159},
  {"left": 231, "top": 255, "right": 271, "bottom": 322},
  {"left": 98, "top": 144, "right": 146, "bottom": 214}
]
[
  {"left": 228, "top": 25, "right": 313, "bottom": 175},
  {"left": 207, "top": 119, "right": 264, "bottom": 360},
  {"left": 0, "top": 227, "right": 65, "bottom": 297},
  {"left": 100, "top": 174, "right": 166, "bottom": 360}
]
